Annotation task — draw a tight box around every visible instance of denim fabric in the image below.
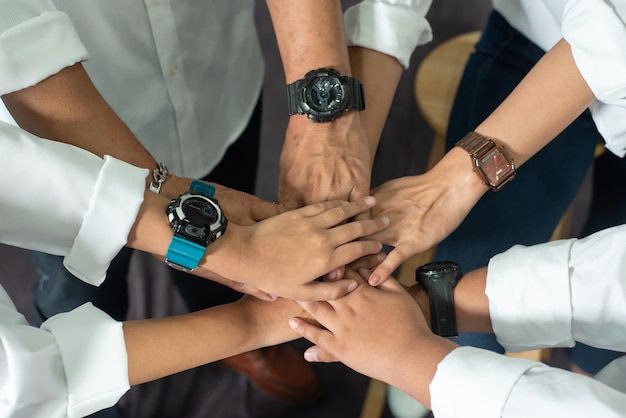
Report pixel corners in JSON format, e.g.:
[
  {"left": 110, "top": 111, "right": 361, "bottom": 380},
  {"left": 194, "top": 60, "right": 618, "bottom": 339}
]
[{"left": 434, "top": 11, "right": 624, "bottom": 372}]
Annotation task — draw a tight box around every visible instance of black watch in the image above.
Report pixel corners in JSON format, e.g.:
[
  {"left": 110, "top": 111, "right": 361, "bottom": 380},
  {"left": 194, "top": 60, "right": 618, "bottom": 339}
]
[
  {"left": 415, "top": 261, "right": 463, "bottom": 338},
  {"left": 165, "top": 180, "right": 227, "bottom": 272},
  {"left": 287, "top": 68, "right": 365, "bottom": 122}
]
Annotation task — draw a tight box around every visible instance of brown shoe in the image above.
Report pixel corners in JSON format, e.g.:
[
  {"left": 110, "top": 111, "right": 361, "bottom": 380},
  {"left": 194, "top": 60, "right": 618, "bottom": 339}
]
[{"left": 222, "top": 344, "right": 321, "bottom": 402}]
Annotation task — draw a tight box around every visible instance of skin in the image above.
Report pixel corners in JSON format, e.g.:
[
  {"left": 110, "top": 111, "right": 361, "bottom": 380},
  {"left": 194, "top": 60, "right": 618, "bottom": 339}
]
[
  {"left": 267, "top": 0, "right": 377, "bottom": 207},
  {"left": 129, "top": 192, "right": 389, "bottom": 301},
  {"left": 365, "top": 38, "right": 597, "bottom": 286},
  {"left": 289, "top": 267, "right": 491, "bottom": 409},
  {"left": 124, "top": 295, "right": 307, "bottom": 386}
]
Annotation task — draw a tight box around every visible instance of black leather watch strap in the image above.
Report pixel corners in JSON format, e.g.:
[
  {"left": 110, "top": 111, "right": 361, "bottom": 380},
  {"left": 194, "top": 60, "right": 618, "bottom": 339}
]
[{"left": 416, "top": 261, "right": 463, "bottom": 338}]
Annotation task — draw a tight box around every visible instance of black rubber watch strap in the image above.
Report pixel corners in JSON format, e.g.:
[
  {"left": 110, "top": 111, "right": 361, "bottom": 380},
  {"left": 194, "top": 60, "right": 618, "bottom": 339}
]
[
  {"left": 426, "top": 277, "right": 458, "bottom": 338},
  {"left": 416, "top": 261, "right": 463, "bottom": 338}
]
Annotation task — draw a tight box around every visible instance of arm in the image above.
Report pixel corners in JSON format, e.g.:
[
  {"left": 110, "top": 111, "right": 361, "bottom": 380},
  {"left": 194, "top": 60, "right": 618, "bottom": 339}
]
[
  {"left": 290, "top": 242, "right": 626, "bottom": 416},
  {"left": 0, "top": 283, "right": 305, "bottom": 417},
  {"left": 367, "top": 38, "right": 597, "bottom": 285},
  {"left": 266, "top": 0, "right": 371, "bottom": 206}
]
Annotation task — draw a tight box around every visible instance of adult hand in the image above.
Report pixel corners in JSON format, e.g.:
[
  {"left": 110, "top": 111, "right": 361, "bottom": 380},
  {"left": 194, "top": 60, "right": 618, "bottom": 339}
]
[
  {"left": 211, "top": 196, "right": 389, "bottom": 301},
  {"left": 365, "top": 148, "right": 487, "bottom": 286},
  {"left": 278, "top": 114, "right": 372, "bottom": 208},
  {"left": 289, "top": 269, "right": 457, "bottom": 408}
]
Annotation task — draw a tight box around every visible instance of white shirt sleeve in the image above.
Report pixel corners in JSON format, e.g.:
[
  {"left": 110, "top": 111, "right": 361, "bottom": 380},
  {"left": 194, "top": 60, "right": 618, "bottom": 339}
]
[
  {"left": 0, "top": 286, "right": 129, "bottom": 418},
  {"left": 0, "top": 121, "right": 148, "bottom": 285},
  {"left": 0, "top": 1, "right": 88, "bottom": 95},
  {"left": 343, "top": 0, "right": 433, "bottom": 69},
  {"left": 487, "top": 224, "right": 626, "bottom": 353},
  {"left": 561, "top": 0, "right": 626, "bottom": 157},
  {"left": 430, "top": 347, "right": 626, "bottom": 418}
]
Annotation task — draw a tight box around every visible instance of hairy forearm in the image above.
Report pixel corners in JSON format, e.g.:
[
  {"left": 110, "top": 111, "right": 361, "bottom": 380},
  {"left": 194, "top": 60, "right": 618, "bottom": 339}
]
[
  {"left": 123, "top": 297, "right": 302, "bottom": 386},
  {"left": 265, "top": 0, "right": 349, "bottom": 81}
]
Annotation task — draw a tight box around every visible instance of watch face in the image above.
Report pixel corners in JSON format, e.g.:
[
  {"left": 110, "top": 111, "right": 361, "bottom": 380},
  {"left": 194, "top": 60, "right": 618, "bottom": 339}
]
[
  {"left": 305, "top": 74, "right": 345, "bottom": 113},
  {"left": 478, "top": 148, "right": 515, "bottom": 187},
  {"left": 170, "top": 194, "right": 226, "bottom": 245}
]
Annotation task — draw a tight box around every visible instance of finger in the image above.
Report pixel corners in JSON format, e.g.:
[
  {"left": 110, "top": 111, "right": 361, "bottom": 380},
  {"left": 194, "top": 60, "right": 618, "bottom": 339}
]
[
  {"left": 313, "top": 196, "right": 376, "bottom": 226},
  {"left": 296, "top": 199, "right": 348, "bottom": 217},
  {"left": 323, "top": 265, "right": 345, "bottom": 281},
  {"left": 328, "top": 216, "right": 390, "bottom": 245},
  {"left": 303, "top": 346, "right": 341, "bottom": 363},
  {"left": 348, "top": 252, "right": 386, "bottom": 271},
  {"left": 367, "top": 248, "right": 407, "bottom": 286},
  {"left": 288, "top": 318, "right": 335, "bottom": 361},
  {"left": 294, "top": 279, "right": 359, "bottom": 301},
  {"left": 332, "top": 240, "right": 384, "bottom": 267}
]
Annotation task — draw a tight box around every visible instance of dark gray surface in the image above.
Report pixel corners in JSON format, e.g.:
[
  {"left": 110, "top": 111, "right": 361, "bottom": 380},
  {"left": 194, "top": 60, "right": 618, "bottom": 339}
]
[{"left": 7, "top": 2, "right": 591, "bottom": 417}]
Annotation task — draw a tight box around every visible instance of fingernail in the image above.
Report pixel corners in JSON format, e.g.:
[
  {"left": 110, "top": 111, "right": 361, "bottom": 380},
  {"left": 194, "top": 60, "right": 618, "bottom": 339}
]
[
  {"left": 288, "top": 318, "right": 299, "bottom": 330},
  {"left": 381, "top": 216, "right": 390, "bottom": 225},
  {"left": 304, "top": 349, "right": 319, "bottom": 362},
  {"left": 364, "top": 196, "right": 376, "bottom": 206},
  {"left": 369, "top": 274, "right": 380, "bottom": 286},
  {"left": 347, "top": 281, "right": 358, "bottom": 292},
  {"left": 327, "top": 269, "right": 337, "bottom": 280},
  {"left": 376, "top": 252, "right": 387, "bottom": 261}
]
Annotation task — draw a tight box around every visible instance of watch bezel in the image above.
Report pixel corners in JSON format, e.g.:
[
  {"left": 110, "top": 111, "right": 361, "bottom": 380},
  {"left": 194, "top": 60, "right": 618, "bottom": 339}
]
[
  {"left": 456, "top": 131, "right": 516, "bottom": 192},
  {"left": 167, "top": 192, "right": 227, "bottom": 247}
]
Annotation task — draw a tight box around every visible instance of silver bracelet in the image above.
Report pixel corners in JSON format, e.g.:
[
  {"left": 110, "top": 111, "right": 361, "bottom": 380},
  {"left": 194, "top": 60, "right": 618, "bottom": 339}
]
[{"left": 149, "top": 162, "right": 169, "bottom": 194}]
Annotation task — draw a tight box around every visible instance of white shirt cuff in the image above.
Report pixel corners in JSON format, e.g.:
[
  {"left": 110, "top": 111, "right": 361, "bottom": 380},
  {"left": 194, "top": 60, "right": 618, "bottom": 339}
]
[
  {"left": 344, "top": 0, "right": 433, "bottom": 69},
  {"left": 0, "top": 11, "right": 88, "bottom": 95},
  {"left": 42, "top": 303, "right": 130, "bottom": 418},
  {"left": 64, "top": 156, "right": 147, "bottom": 286}
]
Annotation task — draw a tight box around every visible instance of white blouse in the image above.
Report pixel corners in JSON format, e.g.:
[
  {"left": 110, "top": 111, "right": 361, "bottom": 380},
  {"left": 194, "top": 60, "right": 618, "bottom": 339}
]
[
  {"left": 493, "top": 0, "right": 626, "bottom": 158},
  {"left": 430, "top": 224, "right": 626, "bottom": 417}
]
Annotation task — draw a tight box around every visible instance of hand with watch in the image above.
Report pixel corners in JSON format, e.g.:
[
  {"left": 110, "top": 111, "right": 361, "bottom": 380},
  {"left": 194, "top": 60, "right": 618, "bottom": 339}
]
[
  {"left": 363, "top": 131, "right": 516, "bottom": 287},
  {"left": 279, "top": 67, "right": 371, "bottom": 207},
  {"left": 164, "top": 181, "right": 391, "bottom": 301}
]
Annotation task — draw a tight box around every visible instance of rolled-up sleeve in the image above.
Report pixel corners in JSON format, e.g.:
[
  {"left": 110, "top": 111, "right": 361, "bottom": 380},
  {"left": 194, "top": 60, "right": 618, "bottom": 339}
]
[
  {"left": 0, "top": 287, "right": 129, "bottom": 418},
  {"left": 343, "top": 0, "right": 433, "bottom": 69},
  {"left": 0, "top": 121, "right": 147, "bottom": 285},
  {"left": 0, "top": 1, "right": 88, "bottom": 95},
  {"left": 561, "top": 0, "right": 626, "bottom": 156}
]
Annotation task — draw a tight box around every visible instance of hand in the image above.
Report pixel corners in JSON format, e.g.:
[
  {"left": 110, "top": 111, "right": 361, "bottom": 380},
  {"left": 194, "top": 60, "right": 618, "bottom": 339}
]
[
  {"left": 278, "top": 114, "right": 372, "bottom": 207},
  {"left": 289, "top": 269, "right": 454, "bottom": 406},
  {"left": 365, "top": 149, "right": 487, "bottom": 285},
  {"left": 192, "top": 266, "right": 278, "bottom": 302},
  {"left": 162, "top": 177, "right": 284, "bottom": 226},
  {"left": 212, "top": 183, "right": 285, "bottom": 225},
  {"left": 212, "top": 196, "right": 389, "bottom": 301}
]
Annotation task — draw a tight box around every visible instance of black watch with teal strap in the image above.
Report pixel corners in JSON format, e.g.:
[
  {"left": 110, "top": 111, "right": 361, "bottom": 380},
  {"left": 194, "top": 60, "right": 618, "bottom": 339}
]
[{"left": 165, "top": 180, "right": 227, "bottom": 272}]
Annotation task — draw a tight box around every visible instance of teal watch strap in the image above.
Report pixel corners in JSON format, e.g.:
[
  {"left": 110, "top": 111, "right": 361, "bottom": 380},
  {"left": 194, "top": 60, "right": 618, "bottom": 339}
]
[
  {"left": 190, "top": 179, "right": 215, "bottom": 197},
  {"left": 165, "top": 236, "right": 206, "bottom": 272},
  {"left": 165, "top": 180, "right": 216, "bottom": 271}
]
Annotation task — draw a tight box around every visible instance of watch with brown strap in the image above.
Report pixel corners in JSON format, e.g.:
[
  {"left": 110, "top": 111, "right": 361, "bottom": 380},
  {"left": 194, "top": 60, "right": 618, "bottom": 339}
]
[{"left": 456, "top": 131, "right": 516, "bottom": 191}]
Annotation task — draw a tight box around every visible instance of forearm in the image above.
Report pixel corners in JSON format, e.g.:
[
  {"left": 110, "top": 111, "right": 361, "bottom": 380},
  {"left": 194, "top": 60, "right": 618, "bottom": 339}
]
[
  {"left": 265, "top": 0, "right": 349, "bottom": 81},
  {"left": 2, "top": 63, "right": 157, "bottom": 179},
  {"left": 349, "top": 47, "right": 403, "bottom": 159},
  {"left": 123, "top": 297, "right": 302, "bottom": 385},
  {"left": 475, "top": 39, "right": 595, "bottom": 166}
]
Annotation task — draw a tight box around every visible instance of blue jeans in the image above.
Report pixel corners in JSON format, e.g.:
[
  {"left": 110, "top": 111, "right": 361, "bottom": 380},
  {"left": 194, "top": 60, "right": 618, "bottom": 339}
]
[{"left": 434, "top": 10, "right": 625, "bottom": 373}]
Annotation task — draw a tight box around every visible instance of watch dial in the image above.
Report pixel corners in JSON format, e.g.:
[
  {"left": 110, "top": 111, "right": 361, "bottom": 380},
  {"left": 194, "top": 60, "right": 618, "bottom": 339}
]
[
  {"left": 479, "top": 149, "right": 514, "bottom": 184},
  {"left": 306, "top": 75, "right": 344, "bottom": 113},
  {"left": 182, "top": 196, "right": 218, "bottom": 225}
]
